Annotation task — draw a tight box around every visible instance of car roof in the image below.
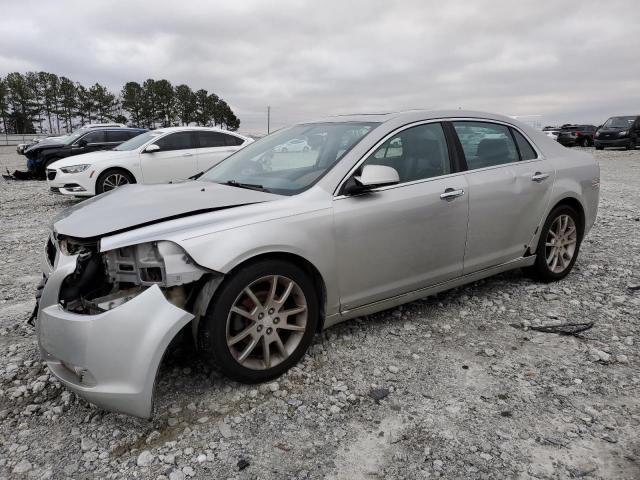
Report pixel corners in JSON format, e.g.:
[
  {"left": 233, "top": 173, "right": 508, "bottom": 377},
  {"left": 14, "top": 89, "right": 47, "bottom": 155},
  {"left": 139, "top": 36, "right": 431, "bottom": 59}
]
[
  {"left": 305, "top": 109, "right": 527, "bottom": 126},
  {"left": 150, "top": 126, "right": 246, "bottom": 136}
]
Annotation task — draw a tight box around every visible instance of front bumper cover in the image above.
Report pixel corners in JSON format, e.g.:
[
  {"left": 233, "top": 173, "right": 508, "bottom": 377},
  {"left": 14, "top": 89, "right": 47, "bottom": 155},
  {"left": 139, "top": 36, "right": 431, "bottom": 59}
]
[
  {"left": 37, "top": 252, "right": 194, "bottom": 418},
  {"left": 594, "top": 138, "right": 631, "bottom": 148}
]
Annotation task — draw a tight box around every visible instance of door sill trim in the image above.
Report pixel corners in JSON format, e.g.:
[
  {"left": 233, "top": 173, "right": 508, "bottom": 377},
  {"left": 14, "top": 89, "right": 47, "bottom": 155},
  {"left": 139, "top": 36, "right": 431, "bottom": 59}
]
[{"left": 327, "top": 256, "right": 535, "bottom": 328}]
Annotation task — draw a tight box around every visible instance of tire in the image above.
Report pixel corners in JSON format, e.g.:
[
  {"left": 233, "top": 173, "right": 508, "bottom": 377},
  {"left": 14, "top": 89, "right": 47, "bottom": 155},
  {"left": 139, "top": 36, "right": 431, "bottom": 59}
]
[
  {"left": 581, "top": 138, "right": 590, "bottom": 147},
  {"left": 303, "top": 146, "right": 310, "bottom": 152},
  {"left": 281, "top": 147, "right": 288, "bottom": 153},
  {"left": 624, "top": 141, "right": 632, "bottom": 150},
  {"left": 524, "top": 205, "right": 583, "bottom": 282},
  {"left": 95, "top": 168, "right": 135, "bottom": 194},
  {"left": 595, "top": 145, "right": 604, "bottom": 150},
  {"left": 38, "top": 157, "right": 60, "bottom": 178},
  {"left": 199, "top": 259, "right": 318, "bottom": 383}
]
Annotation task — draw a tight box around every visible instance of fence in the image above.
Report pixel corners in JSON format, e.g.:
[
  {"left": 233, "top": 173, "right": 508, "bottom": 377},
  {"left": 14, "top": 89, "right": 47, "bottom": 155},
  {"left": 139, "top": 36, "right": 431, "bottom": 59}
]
[{"left": 0, "top": 134, "right": 46, "bottom": 146}]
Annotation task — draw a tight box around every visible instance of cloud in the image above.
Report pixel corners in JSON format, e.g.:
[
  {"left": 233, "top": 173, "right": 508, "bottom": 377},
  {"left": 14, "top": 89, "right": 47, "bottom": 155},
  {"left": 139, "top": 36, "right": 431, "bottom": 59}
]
[{"left": 1, "top": 0, "right": 638, "bottom": 133}]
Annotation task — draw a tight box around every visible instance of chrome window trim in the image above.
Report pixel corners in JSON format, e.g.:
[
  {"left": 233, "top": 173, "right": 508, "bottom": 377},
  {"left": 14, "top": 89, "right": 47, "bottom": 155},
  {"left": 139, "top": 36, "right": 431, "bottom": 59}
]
[{"left": 333, "top": 117, "right": 544, "bottom": 197}]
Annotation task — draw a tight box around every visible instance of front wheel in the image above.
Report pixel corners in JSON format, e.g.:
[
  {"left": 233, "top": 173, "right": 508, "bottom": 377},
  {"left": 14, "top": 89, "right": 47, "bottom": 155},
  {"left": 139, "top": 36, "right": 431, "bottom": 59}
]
[
  {"left": 199, "top": 259, "right": 318, "bottom": 383},
  {"left": 595, "top": 145, "right": 604, "bottom": 150},
  {"left": 524, "top": 205, "right": 583, "bottom": 282},
  {"left": 95, "top": 169, "right": 135, "bottom": 194}
]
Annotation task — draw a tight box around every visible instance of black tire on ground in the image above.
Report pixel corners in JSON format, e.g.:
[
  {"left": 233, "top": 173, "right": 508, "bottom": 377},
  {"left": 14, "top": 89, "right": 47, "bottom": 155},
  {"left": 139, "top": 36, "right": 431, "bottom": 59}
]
[
  {"left": 524, "top": 204, "right": 583, "bottom": 282},
  {"left": 199, "top": 259, "right": 319, "bottom": 384},
  {"left": 38, "top": 157, "right": 60, "bottom": 178},
  {"left": 595, "top": 145, "right": 604, "bottom": 150},
  {"left": 624, "top": 142, "right": 633, "bottom": 150},
  {"left": 95, "top": 168, "right": 135, "bottom": 194}
]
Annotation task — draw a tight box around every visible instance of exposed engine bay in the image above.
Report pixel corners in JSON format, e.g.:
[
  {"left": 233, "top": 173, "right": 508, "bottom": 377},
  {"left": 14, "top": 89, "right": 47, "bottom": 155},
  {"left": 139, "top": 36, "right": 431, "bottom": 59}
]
[{"left": 55, "top": 236, "right": 211, "bottom": 316}]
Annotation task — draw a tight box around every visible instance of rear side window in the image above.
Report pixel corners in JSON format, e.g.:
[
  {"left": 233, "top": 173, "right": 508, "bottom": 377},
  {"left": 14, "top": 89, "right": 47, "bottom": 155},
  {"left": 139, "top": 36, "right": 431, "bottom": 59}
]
[
  {"left": 511, "top": 130, "right": 537, "bottom": 160},
  {"left": 453, "top": 122, "right": 518, "bottom": 169},
  {"left": 79, "top": 130, "right": 105, "bottom": 144},
  {"left": 153, "top": 132, "right": 196, "bottom": 151},
  {"left": 362, "top": 122, "right": 451, "bottom": 183},
  {"left": 225, "top": 134, "right": 244, "bottom": 146},
  {"left": 197, "top": 131, "right": 227, "bottom": 148},
  {"left": 106, "top": 130, "right": 133, "bottom": 143}
]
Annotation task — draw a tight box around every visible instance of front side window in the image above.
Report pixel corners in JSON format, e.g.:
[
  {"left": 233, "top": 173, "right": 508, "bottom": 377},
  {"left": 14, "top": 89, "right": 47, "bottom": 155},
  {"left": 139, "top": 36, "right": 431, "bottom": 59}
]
[
  {"left": 453, "top": 122, "right": 518, "bottom": 169},
  {"left": 362, "top": 123, "right": 451, "bottom": 183},
  {"left": 200, "top": 122, "right": 377, "bottom": 195},
  {"left": 78, "top": 131, "right": 105, "bottom": 144},
  {"left": 153, "top": 131, "right": 196, "bottom": 151}
]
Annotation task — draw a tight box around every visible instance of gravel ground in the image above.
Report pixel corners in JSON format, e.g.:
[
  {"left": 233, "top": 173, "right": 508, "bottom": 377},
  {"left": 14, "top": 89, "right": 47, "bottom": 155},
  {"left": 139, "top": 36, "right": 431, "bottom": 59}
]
[{"left": 0, "top": 146, "right": 639, "bottom": 480}]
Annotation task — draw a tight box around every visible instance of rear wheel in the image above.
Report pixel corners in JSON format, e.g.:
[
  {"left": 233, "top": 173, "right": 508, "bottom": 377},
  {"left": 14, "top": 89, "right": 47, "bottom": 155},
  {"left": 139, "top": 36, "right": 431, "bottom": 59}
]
[
  {"left": 525, "top": 205, "right": 583, "bottom": 282},
  {"left": 95, "top": 169, "right": 135, "bottom": 194},
  {"left": 199, "top": 259, "right": 318, "bottom": 383},
  {"left": 595, "top": 145, "right": 604, "bottom": 150}
]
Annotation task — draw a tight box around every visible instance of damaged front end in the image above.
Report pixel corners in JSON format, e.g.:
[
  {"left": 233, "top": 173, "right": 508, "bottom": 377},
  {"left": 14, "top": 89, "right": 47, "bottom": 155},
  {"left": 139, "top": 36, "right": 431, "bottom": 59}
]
[{"left": 37, "top": 236, "right": 220, "bottom": 418}]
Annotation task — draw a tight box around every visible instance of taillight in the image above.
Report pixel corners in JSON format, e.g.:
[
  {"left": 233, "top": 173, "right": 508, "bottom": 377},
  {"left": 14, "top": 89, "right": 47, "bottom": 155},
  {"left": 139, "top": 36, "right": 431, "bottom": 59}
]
[{"left": 576, "top": 132, "right": 581, "bottom": 137}]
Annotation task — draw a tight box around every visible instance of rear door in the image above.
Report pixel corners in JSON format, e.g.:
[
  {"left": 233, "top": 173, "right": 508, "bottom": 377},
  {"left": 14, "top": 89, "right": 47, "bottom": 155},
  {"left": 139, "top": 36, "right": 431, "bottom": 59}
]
[
  {"left": 139, "top": 131, "right": 199, "bottom": 183},
  {"left": 196, "top": 131, "right": 245, "bottom": 171},
  {"left": 452, "top": 121, "right": 555, "bottom": 274}
]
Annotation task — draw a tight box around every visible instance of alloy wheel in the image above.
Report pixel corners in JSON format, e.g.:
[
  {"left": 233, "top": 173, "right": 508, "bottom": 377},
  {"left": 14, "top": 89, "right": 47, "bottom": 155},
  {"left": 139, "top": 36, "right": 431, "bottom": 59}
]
[
  {"left": 545, "top": 214, "right": 578, "bottom": 273},
  {"left": 102, "top": 173, "right": 130, "bottom": 191},
  {"left": 226, "top": 275, "right": 308, "bottom": 370}
]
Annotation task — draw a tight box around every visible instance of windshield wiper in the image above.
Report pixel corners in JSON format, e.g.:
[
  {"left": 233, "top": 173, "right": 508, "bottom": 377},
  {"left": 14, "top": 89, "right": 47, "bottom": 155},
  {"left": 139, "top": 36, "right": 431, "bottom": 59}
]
[
  {"left": 189, "top": 171, "right": 204, "bottom": 180},
  {"left": 223, "top": 180, "right": 269, "bottom": 192}
]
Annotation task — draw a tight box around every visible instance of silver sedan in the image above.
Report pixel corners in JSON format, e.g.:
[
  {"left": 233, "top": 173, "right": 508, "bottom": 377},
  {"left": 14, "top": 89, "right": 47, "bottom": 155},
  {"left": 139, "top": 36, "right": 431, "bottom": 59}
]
[{"left": 37, "top": 110, "right": 600, "bottom": 417}]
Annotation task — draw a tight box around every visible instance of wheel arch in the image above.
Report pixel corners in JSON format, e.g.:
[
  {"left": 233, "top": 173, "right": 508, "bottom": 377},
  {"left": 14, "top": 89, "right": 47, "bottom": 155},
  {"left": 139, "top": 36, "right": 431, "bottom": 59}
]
[
  {"left": 550, "top": 196, "right": 586, "bottom": 235},
  {"left": 193, "top": 251, "right": 328, "bottom": 335},
  {"left": 229, "top": 251, "right": 327, "bottom": 332},
  {"left": 95, "top": 166, "right": 139, "bottom": 190}
]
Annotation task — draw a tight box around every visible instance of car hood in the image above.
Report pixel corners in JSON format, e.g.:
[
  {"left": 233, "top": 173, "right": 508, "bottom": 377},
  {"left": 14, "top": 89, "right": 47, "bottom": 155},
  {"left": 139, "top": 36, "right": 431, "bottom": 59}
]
[
  {"left": 52, "top": 181, "right": 283, "bottom": 239},
  {"left": 26, "top": 138, "right": 64, "bottom": 152},
  {"left": 50, "top": 149, "right": 134, "bottom": 168}
]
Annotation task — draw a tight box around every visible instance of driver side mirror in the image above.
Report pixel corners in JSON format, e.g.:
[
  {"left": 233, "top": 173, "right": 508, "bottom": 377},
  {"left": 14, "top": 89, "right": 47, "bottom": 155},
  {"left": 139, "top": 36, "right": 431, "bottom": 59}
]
[
  {"left": 145, "top": 144, "right": 160, "bottom": 153},
  {"left": 344, "top": 164, "right": 400, "bottom": 195}
]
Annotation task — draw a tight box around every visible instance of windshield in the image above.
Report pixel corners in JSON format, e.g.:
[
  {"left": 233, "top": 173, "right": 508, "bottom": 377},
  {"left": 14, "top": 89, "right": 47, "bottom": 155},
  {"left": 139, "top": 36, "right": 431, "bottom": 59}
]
[
  {"left": 200, "top": 122, "right": 378, "bottom": 195},
  {"left": 603, "top": 116, "right": 636, "bottom": 128},
  {"left": 113, "top": 131, "right": 163, "bottom": 151},
  {"left": 61, "top": 130, "right": 88, "bottom": 145}
]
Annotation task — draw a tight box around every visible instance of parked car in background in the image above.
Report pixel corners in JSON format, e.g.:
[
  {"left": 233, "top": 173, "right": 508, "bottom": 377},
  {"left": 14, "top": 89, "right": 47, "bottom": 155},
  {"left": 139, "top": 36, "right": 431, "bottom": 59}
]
[
  {"left": 274, "top": 138, "right": 311, "bottom": 152},
  {"left": 22, "top": 127, "right": 147, "bottom": 178},
  {"left": 47, "top": 126, "right": 252, "bottom": 196},
  {"left": 542, "top": 126, "right": 561, "bottom": 141},
  {"left": 556, "top": 124, "right": 597, "bottom": 147},
  {"left": 594, "top": 115, "right": 640, "bottom": 150},
  {"left": 37, "top": 110, "right": 599, "bottom": 417},
  {"left": 16, "top": 123, "right": 128, "bottom": 155}
]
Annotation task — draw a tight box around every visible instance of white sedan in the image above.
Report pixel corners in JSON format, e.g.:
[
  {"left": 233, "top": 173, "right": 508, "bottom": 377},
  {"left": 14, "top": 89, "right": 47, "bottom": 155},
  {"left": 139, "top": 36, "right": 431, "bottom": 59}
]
[
  {"left": 274, "top": 138, "right": 311, "bottom": 152},
  {"left": 47, "top": 127, "right": 252, "bottom": 196}
]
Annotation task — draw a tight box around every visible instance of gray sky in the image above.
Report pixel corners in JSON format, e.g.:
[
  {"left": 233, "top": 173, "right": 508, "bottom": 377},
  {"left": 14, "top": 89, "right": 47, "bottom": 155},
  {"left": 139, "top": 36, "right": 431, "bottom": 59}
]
[{"left": 1, "top": 0, "right": 638, "bottom": 134}]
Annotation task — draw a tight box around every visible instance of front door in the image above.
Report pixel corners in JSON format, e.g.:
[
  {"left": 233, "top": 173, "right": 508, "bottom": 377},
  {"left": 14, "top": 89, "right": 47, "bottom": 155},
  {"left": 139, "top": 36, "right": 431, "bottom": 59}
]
[
  {"left": 333, "top": 122, "right": 469, "bottom": 310},
  {"left": 140, "top": 131, "right": 199, "bottom": 183},
  {"left": 451, "top": 121, "right": 556, "bottom": 274}
]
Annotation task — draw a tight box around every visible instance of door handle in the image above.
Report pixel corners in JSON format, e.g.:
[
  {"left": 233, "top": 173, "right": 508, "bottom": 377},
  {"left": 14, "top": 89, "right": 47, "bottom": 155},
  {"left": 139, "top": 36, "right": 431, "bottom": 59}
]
[
  {"left": 531, "top": 172, "right": 550, "bottom": 182},
  {"left": 182, "top": 153, "right": 193, "bottom": 157},
  {"left": 440, "top": 188, "right": 465, "bottom": 200}
]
